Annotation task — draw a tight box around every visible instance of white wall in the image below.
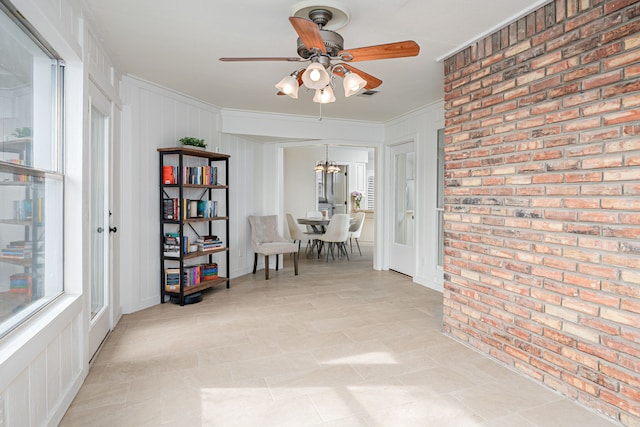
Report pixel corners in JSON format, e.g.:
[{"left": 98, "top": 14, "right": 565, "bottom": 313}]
[
  {"left": 385, "top": 101, "right": 445, "bottom": 291},
  {"left": 119, "top": 77, "right": 264, "bottom": 313}
]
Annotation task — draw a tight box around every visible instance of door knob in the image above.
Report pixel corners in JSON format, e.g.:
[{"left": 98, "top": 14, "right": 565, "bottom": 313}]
[
  {"left": 109, "top": 226, "right": 118, "bottom": 233},
  {"left": 97, "top": 227, "right": 104, "bottom": 233}
]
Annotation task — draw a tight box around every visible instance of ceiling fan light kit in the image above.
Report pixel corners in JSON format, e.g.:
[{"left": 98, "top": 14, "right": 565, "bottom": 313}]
[
  {"left": 221, "top": 1, "right": 420, "bottom": 106},
  {"left": 302, "top": 62, "right": 331, "bottom": 89},
  {"left": 342, "top": 70, "right": 367, "bottom": 97},
  {"left": 313, "top": 85, "right": 336, "bottom": 104},
  {"left": 275, "top": 73, "right": 300, "bottom": 98}
]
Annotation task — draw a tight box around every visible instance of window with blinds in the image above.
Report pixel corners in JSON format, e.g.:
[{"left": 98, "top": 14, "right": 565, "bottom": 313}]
[{"left": 366, "top": 172, "right": 375, "bottom": 210}]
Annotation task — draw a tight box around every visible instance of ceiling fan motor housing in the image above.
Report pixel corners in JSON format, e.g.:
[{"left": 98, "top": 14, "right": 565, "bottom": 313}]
[
  {"left": 296, "top": 8, "right": 344, "bottom": 59},
  {"left": 296, "top": 29, "right": 344, "bottom": 59}
]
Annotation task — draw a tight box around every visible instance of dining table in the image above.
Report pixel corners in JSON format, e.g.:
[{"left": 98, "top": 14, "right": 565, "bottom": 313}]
[
  {"left": 297, "top": 217, "right": 330, "bottom": 233},
  {"left": 297, "top": 216, "right": 355, "bottom": 257}
]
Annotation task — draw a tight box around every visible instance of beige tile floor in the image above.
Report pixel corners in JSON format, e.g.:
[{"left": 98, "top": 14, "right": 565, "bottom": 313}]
[{"left": 61, "top": 245, "right": 616, "bottom": 426}]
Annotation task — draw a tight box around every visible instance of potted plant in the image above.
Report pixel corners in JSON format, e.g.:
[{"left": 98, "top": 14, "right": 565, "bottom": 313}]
[
  {"left": 179, "top": 136, "right": 206, "bottom": 149},
  {"left": 12, "top": 127, "right": 32, "bottom": 138}
]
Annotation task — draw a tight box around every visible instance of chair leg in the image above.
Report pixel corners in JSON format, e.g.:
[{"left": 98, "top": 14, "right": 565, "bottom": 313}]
[
  {"left": 343, "top": 242, "right": 350, "bottom": 261},
  {"left": 253, "top": 253, "right": 258, "bottom": 274},
  {"left": 265, "top": 255, "right": 269, "bottom": 280},
  {"left": 350, "top": 237, "right": 353, "bottom": 253},
  {"left": 356, "top": 238, "right": 362, "bottom": 256},
  {"left": 276, "top": 254, "right": 279, "bottom": 271},
  {"left": 294, "top": 252, "right": 299, "bottom": 275}
]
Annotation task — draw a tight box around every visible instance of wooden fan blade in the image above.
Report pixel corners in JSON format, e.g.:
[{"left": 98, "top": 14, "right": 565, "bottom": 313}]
[
  {"left": 332, "top": 64, "right": 382, "bottom": 90},
  {"left": 220, "top": 57, "right": 304, "bottom": 62},
  {"left": 339, "top": 40, "right": 420, "bottom": 62},
  {"left": 289, "top": 17, "right": 326, "bottom": 53}
]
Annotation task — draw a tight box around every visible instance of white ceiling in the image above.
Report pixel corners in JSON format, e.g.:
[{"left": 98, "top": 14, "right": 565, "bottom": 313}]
[{"left": 82, "top": 0, "right": 544, "bottom": 122}]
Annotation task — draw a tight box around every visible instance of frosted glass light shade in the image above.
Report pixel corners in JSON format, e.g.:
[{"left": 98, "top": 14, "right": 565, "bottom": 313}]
[
  {"left": 343, "top": 71, "right": 367, "bottom": 97},
  {"left": 313, "top": 86, "right": 336, "bottom": 104},
  {"left": 275, "top": 75, "right": 299, "bottom": 99},
  {"left": 302, "top": 63, "right": 330, "bottom": 89}
]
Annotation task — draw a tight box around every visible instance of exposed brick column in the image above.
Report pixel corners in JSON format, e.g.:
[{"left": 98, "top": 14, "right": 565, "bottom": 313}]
[{"left": 442, "top": 0, "right": 639, "bottom": 425}]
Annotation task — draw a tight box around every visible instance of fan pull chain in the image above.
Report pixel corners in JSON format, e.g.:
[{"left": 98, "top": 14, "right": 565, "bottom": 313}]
[{"left": 318, "top": 103, "right": 323, "bottom": 121}]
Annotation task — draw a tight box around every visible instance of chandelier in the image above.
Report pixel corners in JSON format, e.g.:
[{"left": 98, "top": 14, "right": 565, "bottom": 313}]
[{"left": 314, "top": 145, "right": 340, "bottom": 173}]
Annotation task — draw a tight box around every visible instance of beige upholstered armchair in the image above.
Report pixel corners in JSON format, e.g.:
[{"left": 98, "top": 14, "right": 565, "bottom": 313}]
[{"left": 248, "top": 215, "right": 299, "bottom": 280}]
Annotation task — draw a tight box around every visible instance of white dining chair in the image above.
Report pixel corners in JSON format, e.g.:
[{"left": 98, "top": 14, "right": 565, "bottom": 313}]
[
  {"left": 285, "top": 213, "right": 314, "bottom": 256},
  {"left": 348, "top": 212, "right": 366, "bottom": 255},
  {"left": 318, "top": 213, "right": 351, "bottom": 262}
]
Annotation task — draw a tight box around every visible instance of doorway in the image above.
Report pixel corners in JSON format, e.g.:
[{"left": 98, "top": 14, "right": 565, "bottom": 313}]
[{"left": 389, "top": 142, "right": 415, "bottom": 276}]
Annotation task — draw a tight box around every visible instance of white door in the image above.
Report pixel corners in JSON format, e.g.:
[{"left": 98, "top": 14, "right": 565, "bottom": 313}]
[
  {"left": 389, "top": 142, "right": 415, "bottom": 276},
  {"left": 333, "top": 167, "right": 347, "bottom": 214},
  {"left": 88, "top": 84, "right": 112, "bottom": 361}
]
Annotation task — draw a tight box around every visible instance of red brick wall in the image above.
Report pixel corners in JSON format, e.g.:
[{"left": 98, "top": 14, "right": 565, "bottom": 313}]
[{"left": 442, "top": 0, "right": 640, "bottom": 425}]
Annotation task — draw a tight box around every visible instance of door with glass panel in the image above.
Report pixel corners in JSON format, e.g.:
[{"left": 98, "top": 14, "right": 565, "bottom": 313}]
[
  {"left": 389, "top": 142, "right": 415, "bottom": 276},
  {"left": 88, "top": 84, "right": 112, "bottom": 361}
]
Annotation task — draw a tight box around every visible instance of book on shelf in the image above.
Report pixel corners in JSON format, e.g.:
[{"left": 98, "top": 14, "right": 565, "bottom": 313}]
[
  {"left": 13, "top": 199, "right": 32, "bottom": 221},
  {"left": 182, "top": 235, "right": 191, "bottom": 254},
  {"left": 162, "top": 165, "right": 178, "bottom": 184},
  {"left": 34, "top": 198, "right": 43, "bottom": 224},
  {"left": 163, "top": 198, "right": 175, "bottom": 220},
  {"left": 162, "top": 198, "right": 221, "bottom": 220},
  {"left": 10, "top": 273, "right": 32, "bottom": 297},
  {"left": 189, "top": 200, "right": 198, "bottom": 218},
  {"left": 180, "top": 199, "right": 220, "bottom": 220},
  {"left": 164, "top": 263, "right": 220, "bottom": 293},
  {"left": 182, "top": 166, "right": 218, "bottom": 186}
]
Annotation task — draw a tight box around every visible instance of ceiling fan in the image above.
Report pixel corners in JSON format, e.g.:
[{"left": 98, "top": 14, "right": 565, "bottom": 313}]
[{"left": 219, "top": 5, "right": 420, "bottom": 103}]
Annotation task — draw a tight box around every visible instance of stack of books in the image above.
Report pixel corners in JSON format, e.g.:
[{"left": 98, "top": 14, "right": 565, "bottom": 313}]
[
  {"left": 10, "top": 273, "right": 32, "bottom": 297},
  {"left": 1, "top": 240, "right": 36, "bottom": 260},
  {"left": 163, "top": 232, "right": 180, "bottom": 256},
  {"left": 197, "top": 235, "right": 224, "bottom": 252},
  {"left": 203, "top": 263, "right": 218, "bottom": 281},
  {"left": 164, "top": 268, "right": 180, "bottom": 292}
]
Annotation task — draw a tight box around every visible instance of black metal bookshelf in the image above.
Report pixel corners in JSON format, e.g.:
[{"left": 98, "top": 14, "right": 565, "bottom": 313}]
[{"left": 158, "top": 147, "right": 230, "bottom": 306}]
